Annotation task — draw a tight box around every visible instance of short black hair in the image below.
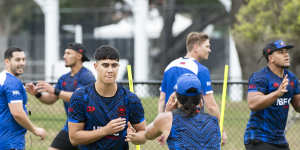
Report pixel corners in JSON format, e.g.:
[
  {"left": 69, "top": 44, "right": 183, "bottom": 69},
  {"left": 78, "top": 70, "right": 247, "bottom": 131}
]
[
  {"left": 4, "top": 47, "right": 24, "bottom": 59},
  {"left": 176, "top": 88, "right": 202, "bottom": 117},
  {"left": 94, "top": 45, "right": 120, "bottom": 61}
]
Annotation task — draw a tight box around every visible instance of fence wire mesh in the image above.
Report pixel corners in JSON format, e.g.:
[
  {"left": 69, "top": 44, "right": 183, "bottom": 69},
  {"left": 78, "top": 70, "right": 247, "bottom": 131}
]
[{"left": 25, "top": 81, "right": 300, "bottom": 150}]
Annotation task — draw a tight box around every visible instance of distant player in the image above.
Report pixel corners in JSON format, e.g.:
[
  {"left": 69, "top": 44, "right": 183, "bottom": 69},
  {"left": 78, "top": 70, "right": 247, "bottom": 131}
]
[
  {"left": 68, "top": 45, "right": 146, "bottom": 150},
  {"left": 0, "top": 47, "right": 46, "bottom": 150},
  {"left": 26, "top": 43, "right": 95, "bottom": 150},
  {"left": 244, "top": 40, "right": 300, "bottom": 150},
  {"left": 126, "top": 73, "right": 221, "bottom": 150},
  {"left": 158, "top": 32, "right": 226, "bottom": 143}
]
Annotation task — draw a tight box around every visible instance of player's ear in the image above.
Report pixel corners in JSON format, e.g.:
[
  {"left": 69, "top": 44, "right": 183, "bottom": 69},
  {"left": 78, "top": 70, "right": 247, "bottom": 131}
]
[
  {"left": 78, "top": 53, "right": 83, "bottom": 60},
  {"left": 4, "top": 58, "right": 10, "bottom": 66},
  {"left": 94, "top": 62, "right": 98, "bottom": 69}
]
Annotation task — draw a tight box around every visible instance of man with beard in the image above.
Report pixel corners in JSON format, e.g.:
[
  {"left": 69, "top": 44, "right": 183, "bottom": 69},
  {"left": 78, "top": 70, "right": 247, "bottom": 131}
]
[
  {"left": 0, "top": 47, "right": 47, "bottom": 150},
  {"left": 244, "top": 40, "right": 300, "bottom": 150},
  {"left": 26, "top": 43, "right": 95, "bottom": 150}
]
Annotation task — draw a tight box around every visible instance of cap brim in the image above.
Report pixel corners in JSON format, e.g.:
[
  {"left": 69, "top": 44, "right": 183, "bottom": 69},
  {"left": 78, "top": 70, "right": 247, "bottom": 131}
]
[
  {"left": 280, "top": 45, "right": 294, "bottom": 50},
  {"left": 273, "top": 45, "right": 294, "bottom": 52}
]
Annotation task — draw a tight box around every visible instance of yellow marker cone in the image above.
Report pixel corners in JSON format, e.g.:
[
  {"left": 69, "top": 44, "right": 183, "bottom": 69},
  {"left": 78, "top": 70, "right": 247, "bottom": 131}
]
[
  {"left": 127, "top": 65, "right": 140, "bottom": 150},
  {"left": 220, "top": 65, "right": 229, "bottom": 147}
]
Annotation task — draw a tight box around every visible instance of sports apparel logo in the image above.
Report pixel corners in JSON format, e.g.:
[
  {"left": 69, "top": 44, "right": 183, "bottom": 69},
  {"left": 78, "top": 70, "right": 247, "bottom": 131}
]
[
  {"left": 276, "top": 98, "right": 291, "bottom": 106},
  {"left": 118, "top": 106, "right": 126, "bottom": 117},
  {"left": 206, "top": 81, "right": 211, "bottom": 86},
  {"left": 87, "top": 106, "right": 95, "bottom": 112},
  {"left": 12, "top": 90, "right": 20, "bottom": 95}
]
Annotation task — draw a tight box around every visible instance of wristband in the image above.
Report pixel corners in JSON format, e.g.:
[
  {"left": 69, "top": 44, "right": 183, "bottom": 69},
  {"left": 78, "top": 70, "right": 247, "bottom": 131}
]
[
  {"left": 35, "top": 92, "right": 42, "bottom": 98},
  {"left": 54, "top": 88, "right": 61, "bottom": 96}
]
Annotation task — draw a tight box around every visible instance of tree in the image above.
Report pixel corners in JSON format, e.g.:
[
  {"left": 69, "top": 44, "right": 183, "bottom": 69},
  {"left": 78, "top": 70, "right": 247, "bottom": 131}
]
[
  {"left": 233, "top": 0, "right": 300, "bottom": 78},
  {"left": 0, "top": 0, "right": 35, "bottom": 67},
  {"left": 151, "top": 0, "right": 230, "bottom": 79}
]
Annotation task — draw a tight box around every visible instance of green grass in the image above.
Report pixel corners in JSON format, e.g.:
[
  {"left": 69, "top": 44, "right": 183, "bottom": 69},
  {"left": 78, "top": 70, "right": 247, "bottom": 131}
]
[{"left": 25, "top": 94, "right": 300, "bottom": 150}]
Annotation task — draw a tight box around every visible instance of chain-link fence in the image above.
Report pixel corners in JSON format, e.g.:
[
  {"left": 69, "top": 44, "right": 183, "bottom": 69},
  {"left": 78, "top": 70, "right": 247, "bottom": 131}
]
[{"left": 25, "top": 81, "right": 300, "bottom": 150}]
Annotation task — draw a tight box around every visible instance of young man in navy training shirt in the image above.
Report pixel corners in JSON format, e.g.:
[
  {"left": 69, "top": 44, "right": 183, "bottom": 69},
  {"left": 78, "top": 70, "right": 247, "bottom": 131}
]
[
  {"left": 68, "top": 45, "right": 146, "bottom": 150},
  {"left": 26, "top": 43, "right": 95, "bottom": 150},
  {"left": 244, "top": 40, "right": 300, "bottom": 150}
]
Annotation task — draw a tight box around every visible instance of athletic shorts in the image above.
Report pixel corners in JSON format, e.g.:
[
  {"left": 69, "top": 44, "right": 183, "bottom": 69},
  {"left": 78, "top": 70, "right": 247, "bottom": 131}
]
[
  {"left": 245, "top": 140, "right": 290, "bottom": 150},
  {"left": 50, "top": 130, "right": 79, "bottom": 150}
]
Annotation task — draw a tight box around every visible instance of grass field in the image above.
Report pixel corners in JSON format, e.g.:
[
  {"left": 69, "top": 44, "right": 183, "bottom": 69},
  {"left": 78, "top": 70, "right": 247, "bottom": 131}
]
[{"left": 25, "top": 94, "right": 300, "bottom": 150}]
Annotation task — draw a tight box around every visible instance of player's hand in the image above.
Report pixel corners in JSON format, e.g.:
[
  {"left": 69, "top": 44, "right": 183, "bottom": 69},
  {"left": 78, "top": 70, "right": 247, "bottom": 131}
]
[
  {"left": 156, "top": 130, "right": 168, "bottom": 145},
  {"left": 127, "top": 122, "right": 136, "bottom": 134},
  {"left": 36, "top": 81, "right": 55, "bottom": 94},
  {"left": 276, "top": 74, "right": 289, "bottom": 97},
  {"left": 221, "top": 130, "right": 227, "bottom": 145},
  {"left": 165, "top": 92, "right": 177, "bottom": 112},
  {"left": 125, "top": 127, "right": 146, "bottom": 144},
  {"left": 33, "top": 127, "right": 47, "bottom": 140},
  {"left": 25, "top": 82, "right": 38, "bottom": 95},
  {"left": 125, "top": 131, "right": 139, "bottom": 142},
  {"left": 103, "top": 118, "right": 126, "bottom": 135}
]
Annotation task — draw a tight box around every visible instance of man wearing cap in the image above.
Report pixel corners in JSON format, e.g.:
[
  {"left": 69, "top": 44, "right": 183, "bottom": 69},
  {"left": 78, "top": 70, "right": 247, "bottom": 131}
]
[
  {"left": 244, "top": 40, "right": 300, "bottom": 150},
  {"left": 25, "top": 43, "right": 96, "bottom": 150},
  {"left": 126, "top": 73, "right": 221, "bottom": 150}
]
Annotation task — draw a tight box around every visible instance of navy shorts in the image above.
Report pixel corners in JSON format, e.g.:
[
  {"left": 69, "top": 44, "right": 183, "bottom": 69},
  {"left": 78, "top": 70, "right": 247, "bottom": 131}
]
[
  {"left": 50, "top": 130, "right": 78, "bottom": 150},
  {"left": 245, "top": 140, "right": 289, "bottom": 150}
]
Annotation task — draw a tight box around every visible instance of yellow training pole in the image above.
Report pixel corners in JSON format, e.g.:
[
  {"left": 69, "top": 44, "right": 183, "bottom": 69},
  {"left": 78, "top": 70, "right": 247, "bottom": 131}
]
[
  {"left": 220, "top": 65, "right": 229, "bottom": 146},
  {"left": 127, "top": 65, "right": 140, "bottom": 150}
]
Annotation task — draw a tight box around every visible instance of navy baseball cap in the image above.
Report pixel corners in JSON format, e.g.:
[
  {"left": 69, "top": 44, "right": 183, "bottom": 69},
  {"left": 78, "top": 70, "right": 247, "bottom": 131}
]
[
  {"left": 174, "top": 73, "right": 202, "bottom": 96},
  {"left": 67, "top": 42, "right": 90, "bottom": 62},
  {"left": 263, "top": 40, "right": 293, "bottom": 58}
]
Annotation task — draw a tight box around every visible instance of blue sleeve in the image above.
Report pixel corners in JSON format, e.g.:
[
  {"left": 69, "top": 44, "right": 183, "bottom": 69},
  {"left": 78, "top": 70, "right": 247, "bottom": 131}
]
[
  {"left": 160, "top": 71, "right": 168, "bottom": 93},
  {"left": 79, "top": 71, "right": 95, "bottom": 87},
  {"left": 55, "top": 76, "right": 63, "bottom": 90},
  {"left": 197, "top": 69, "right": 213, "bottom": 95},
  {"left": 128, "top": 93, "right": 145, "bottom": 125},
  {"left": 293, "top": 77, "right": 300, "bottom": 95},
  {"left": 248, "top": 73, "right": 268, "bottom": 94},
  {"left": 68, "top": 89, "right": 86, "bottom": 123},
  {"left": 4, "top": 80, "right": 24, "bottom": 103}
]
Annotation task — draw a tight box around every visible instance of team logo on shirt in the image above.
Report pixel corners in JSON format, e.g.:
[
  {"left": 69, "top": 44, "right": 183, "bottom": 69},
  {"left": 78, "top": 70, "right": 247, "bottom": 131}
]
[
  {"left": 248, "top": 84, "right": 256, "bottom": 89},
  {"left": 290, "top": 81, "right": 295, "bottom": 88},
  {"left": 12, "top": 90, "right": 20, "bottom": 95},
  {"left": 68, "top": 107, "right": 74, "bottom": 112},
  {"left": 118, "top": 105, "right": 126, "bottom": 117},
  {"left": 87, "top": 106, "right": 95, "bottom": 112},
  {"left": 73, "top": 80, "right": 78, "bottom": 87},
  {"left": 273, "top": 82, "right": 279, "bottom": 88},
  {"left": 62, "top": 81, "right": 67, "bottom": 87}
]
